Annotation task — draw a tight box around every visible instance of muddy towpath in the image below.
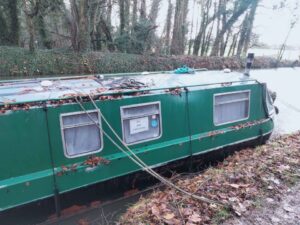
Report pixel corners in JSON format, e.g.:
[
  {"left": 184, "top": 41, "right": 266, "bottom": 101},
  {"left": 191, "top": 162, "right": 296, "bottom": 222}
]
[
  {"left": 222, "top": 182, "right": 300, "bottom": 225},
  {"left": 119, "top": 133, "right": 300, "bottom": 225}
]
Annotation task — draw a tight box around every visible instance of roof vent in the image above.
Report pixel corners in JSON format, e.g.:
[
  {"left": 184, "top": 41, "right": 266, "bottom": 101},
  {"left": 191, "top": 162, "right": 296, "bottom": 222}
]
[
  {"left": 223, "top": 68, "right": 231, "bottom": 73},
  {"left": 41, "top": 80, "right": 53, "bottom": 87}
]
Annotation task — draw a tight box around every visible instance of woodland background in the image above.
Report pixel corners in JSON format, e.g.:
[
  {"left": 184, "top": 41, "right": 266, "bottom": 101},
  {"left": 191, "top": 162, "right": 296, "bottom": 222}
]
[{"left": 0, "top": 0, "right": 299, "bottom": 77}]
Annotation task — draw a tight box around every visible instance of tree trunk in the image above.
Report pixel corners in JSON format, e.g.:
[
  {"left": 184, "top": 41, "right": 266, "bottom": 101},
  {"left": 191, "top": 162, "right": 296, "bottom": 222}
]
[
  {"left": 0, "top": 10, "right": 8, "bottom": 44},
  {"left": 37, "top": 14, "right": 51, "bottom": 49},
  {"left": 164, "top": 0, "right": 173, "bottom": 54},
  {"left": 23, "top": 0, "right": 41, "bottom": 53},
  {"left": 170, "top": 0, "right": 189, "bottom": 55},
  {"left": 131, "top": 0, "right": 138, "bottom": 25},
  {"left": 8, "top": 0, "right": 19, "bottom": 46},
  {"left": 78, "top": 0, "right": 90, "bottom": 51},
  {"left": 149, "top": 0, "right": 161, "bottom": 23},
  {"left": 140, "top": 0, "right": 147, "bottom": 20},
  {"left": 70, "top": 0, "right": 80, "bottom": 51},
  {"left": 90, "top": 0, "right": 105, "bottom": 51},
  {"left": 228, "top": 32, "right": 239, "bottom": 56},
  {"left": 70, "top": 0, "right": 90, "bottom": 52},
  {"left": 147, "top": 0, "right": 161, "bottom": 51},
  {"left": 221, "top": 30, "right": 230, "bottom": 56},
  {"left": 118, "top": 0, "right": 130, "bottom": 34},
  {"left": 25, "top": 15, "right": 35, "bottom": 53},
  {"left": 214, "top": 0, "right": 222, "bottom": 56},
  {"left": 242, "top": 0, "right": 259, "bottom": 55},
  {"left": 193, "top": 0, "right": 216, "bottom": 56},
  {"left": 124, "top": 0, "right": 130, "bottom": 33},
  {"left": 193, "top": 18, "right": 206, "bottom": 56},
  {"left": 236, "top": 13, "right": 249, "bottom": 56},
  {"left": 99, "top": 16, "right": 115, "bottom": 51},
  {"left": 203, "top": 21, "right": 214, "bottom": 56},
  {"left": 219, "top": 0, "right": 227, "bottom": 56},
  {"left": 119, "top": 0, "right": 125, "bottom": 34},
  {"left": 106, "top": 0, "right": 112, "bottom": 28}
]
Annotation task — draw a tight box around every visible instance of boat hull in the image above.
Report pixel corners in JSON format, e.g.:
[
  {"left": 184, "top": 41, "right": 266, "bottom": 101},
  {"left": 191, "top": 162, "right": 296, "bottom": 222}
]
[{"left": 0, "top": 83, "right": 274, "bottom": 211}]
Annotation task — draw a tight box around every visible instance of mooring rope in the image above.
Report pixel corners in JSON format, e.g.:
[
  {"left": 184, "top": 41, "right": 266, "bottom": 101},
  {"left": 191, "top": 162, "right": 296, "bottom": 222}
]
[{"left": 74, "top": 95, "right": 226, "bottom": 207}]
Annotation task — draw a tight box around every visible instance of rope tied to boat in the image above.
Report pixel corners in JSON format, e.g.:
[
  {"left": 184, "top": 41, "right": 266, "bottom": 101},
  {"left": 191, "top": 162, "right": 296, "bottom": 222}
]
[{"left": 74, "top": 95, "right": 227, "bottom": 208}]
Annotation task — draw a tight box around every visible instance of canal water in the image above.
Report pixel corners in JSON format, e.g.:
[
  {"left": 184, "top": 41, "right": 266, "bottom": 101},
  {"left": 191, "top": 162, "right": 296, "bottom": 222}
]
[
  {"left": 0, "top": 67, "right": 299, "bottom": 225},
  {"left": 251, "top": 67, "right": 300, "bottom": 135}
]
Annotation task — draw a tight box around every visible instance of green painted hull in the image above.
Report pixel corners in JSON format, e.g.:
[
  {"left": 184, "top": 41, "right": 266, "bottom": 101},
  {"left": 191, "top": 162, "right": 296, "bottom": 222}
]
[{"left": 0, "top": 83, "right": 274, "bottom": 211}]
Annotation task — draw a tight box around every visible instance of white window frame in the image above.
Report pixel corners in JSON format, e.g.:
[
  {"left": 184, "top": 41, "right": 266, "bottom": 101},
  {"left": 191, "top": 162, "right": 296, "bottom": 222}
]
[
  {"left": 60, "top": 110, "right": 103, "bottom": 158},
  {"left": 120, "top": 101, "right": 163, "bottom": 145},
  {"left": 213, "top": 90, "right": 251, "bottom": 126}
]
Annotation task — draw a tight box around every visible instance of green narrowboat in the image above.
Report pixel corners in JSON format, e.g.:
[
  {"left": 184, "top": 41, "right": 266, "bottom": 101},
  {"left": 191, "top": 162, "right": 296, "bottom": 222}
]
[{"left": 0, "top": 68, "right": 275, "bottom": 212}]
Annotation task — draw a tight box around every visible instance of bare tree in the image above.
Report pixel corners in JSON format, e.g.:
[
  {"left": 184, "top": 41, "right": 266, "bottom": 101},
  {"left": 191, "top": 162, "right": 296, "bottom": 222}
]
[
  {"left": 277, "top": 1, "right": 299, "bottom": 63},
  {"left": 210, "top": 0, "right": 253, "bottom": 56}
]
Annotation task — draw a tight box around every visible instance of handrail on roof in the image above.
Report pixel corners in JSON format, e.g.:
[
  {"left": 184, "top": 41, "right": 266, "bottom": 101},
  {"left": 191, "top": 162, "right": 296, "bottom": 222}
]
[{"left": 0, "top": 68, "right": 209, "bottom": 84}]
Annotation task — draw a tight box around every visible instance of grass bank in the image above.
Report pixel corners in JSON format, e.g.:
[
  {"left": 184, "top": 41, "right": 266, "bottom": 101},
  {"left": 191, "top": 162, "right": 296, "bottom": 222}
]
[
  {"left": 119, "top": 133, "right": 300, "bottom": 224},
  {"left": 0, "top": 46, "right": 299, "bottom": 78}
]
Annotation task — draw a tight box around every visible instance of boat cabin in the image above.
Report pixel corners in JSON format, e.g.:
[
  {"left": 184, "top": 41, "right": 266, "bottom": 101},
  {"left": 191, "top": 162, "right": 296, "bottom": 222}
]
[{"left": 0, "top": 69, "right": 275, "bottom": 211}]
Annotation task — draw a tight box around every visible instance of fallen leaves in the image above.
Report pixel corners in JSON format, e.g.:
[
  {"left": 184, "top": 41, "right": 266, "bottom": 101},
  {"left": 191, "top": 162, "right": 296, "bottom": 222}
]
[
  {"left": 83, "top": 156, "right": 110, "bottom": 167},
  {"left": 56, "top": 156, "right": 110, "bottom": 176},
  {"left": 163, "top": 212, "right": 175, "bottom": 220},
  {"left": 188, "top": 213, "right": 202, "bottom": 223},
  {"left": 78, "top": 218, "right": 90, "bottom": 225},
  {"left": 119, "top": 132, "right": 300, "bottom": 224},
  {"left": 166, "top": 87, "right": 182, "bottom": 96}
]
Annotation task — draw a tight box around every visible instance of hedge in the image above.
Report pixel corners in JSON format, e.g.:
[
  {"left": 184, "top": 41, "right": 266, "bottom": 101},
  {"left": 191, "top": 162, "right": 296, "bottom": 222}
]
[{"left": 0, "top": 46, "right": 299, "bottom": 78}]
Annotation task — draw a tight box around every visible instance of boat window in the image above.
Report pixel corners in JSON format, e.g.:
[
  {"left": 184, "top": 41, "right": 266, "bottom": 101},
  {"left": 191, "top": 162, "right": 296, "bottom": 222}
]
[
  {"left": 214, "top": 91, "right": 250, "bottom": 126},
  {"left": 60, "top": 110, "right": 103, "bottom": 158},
  {"left": 121, "top": 102, "right": 162, "bottom": 145}
]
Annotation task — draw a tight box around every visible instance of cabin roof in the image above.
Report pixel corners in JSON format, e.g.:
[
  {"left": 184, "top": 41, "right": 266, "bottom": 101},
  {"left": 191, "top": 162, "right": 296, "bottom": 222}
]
[{"left": 0, "top": 70, "right": 258, "bottom": 105}]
